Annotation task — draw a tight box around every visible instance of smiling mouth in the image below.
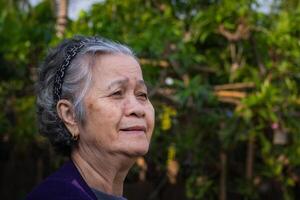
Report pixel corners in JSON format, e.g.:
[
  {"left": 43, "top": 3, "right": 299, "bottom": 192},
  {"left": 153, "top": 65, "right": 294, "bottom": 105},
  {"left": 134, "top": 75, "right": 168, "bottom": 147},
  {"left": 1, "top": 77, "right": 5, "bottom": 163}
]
[{"left": 120, "top": 126, "right": 146, "bottom": 133}]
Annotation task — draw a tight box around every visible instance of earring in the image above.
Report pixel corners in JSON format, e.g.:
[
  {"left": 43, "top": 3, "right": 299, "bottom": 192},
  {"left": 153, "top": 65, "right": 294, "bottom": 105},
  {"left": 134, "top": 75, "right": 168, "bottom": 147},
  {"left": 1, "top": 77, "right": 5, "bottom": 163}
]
[{"left": 72, "top": 134, "right": 79, "bottom": 141}]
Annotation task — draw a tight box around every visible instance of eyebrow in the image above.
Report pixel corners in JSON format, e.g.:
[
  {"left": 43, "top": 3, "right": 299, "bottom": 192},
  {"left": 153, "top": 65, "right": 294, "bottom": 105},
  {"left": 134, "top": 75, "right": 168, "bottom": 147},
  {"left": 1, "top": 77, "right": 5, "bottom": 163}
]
[
  {"left": 107, "top": 78, "right": 129, "bottom": 90},
  {"left": 106, "top": 78, "right": 147, "bottom": 90},
  {"left": 137, "top": 80, "right": 147, "bottom": 89}
]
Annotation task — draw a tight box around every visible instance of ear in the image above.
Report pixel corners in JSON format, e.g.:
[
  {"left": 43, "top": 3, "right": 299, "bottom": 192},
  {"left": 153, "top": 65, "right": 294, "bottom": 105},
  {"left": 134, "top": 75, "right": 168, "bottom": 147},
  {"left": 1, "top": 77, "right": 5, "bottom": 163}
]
[{"left": 56, "top": 99, "right": 79, "bottom": 138}]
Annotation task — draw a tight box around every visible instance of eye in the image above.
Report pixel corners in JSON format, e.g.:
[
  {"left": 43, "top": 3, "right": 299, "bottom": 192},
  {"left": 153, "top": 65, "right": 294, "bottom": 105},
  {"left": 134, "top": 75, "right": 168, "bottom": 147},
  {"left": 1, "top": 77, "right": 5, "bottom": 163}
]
[
  {"left": 137, "top": 92, "right": 148, "bottom": 101},
  {"left": 110, "top": 90, "right": 123, "bottom": 98}
]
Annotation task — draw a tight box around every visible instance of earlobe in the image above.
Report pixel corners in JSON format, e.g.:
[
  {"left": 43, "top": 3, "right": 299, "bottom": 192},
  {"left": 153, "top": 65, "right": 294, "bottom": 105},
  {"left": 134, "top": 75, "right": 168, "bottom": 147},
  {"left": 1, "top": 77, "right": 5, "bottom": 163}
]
[{"left": 56, "top": 99, "right": 80, "bottom": 138}]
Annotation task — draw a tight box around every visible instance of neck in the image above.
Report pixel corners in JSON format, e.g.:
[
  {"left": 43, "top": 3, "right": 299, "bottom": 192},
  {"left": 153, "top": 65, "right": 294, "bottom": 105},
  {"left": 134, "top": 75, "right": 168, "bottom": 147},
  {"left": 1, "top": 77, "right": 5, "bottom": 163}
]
[{"left": 71, "top": 146, "right": 135, "bottom": 196}]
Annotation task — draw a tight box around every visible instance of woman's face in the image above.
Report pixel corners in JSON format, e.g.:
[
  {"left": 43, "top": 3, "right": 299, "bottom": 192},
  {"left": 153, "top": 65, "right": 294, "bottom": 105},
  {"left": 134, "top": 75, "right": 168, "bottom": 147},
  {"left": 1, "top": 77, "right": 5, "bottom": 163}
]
[{"left": 78, "top": 53, "right": 155, "bottom": 157}]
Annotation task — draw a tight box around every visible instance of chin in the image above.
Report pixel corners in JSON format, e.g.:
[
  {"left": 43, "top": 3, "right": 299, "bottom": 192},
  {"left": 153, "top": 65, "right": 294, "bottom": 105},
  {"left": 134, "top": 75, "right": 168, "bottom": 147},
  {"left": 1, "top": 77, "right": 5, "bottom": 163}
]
[
  {"left": 132, "top": 146, "right": 149, "bottom": 156},
  {"left": 118, "top": 133, "right": 151, "bottom": 157},
  {"left": 123, "top": 142, "right": 150, "bottom": 157}
]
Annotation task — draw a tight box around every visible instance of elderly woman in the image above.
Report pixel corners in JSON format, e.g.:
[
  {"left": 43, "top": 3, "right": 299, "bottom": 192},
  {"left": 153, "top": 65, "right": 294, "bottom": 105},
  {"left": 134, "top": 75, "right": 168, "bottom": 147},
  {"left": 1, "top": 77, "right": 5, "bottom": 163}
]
[{"left": 26, "top": 36, "right": 155, "bottom": 200}]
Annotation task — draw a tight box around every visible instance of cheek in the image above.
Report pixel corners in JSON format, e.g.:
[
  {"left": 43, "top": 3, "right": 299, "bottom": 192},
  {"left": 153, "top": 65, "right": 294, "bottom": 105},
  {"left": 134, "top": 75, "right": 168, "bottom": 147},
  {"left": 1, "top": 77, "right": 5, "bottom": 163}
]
[
  {"left": 84, "top": 101, "right": 121, "bottom": 136},
  {"left": 87, "top": 100, "right": 117, "bottom": 120},
  {"left": 104, "top": 101, "right": 124, "bottom": 124},
  {"left": 146, "top": 104, "right": 155, "bottom": 134}
]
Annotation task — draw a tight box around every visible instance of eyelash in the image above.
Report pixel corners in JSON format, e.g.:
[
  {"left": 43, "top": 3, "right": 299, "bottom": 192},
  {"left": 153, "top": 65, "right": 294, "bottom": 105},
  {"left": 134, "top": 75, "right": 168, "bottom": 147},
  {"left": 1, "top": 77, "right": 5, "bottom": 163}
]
[
  {"left": 110, "top": 91, "right": 148, "bottom": 100},
  {"left": 137, "top": 92, "right": 148, "bottom": 101},
  {"left": 111, "top": 90, "right": 123, "bottom": 97}
]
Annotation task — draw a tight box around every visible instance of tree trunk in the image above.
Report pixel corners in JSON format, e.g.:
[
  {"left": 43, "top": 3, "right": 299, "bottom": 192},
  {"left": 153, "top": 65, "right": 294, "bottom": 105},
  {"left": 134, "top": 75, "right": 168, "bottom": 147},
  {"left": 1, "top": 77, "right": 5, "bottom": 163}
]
[
  {"left": 36, "top": 157, "right": 43, "bottom": 184},
  {"left": 220, "top": 151, "right": 227, "bottom": 200},
  {"left": 56, "top": 0, "right": 68, "bottom": 38},
  {"left": 246, "top": 137, "right": 255, "bottom": 179}
]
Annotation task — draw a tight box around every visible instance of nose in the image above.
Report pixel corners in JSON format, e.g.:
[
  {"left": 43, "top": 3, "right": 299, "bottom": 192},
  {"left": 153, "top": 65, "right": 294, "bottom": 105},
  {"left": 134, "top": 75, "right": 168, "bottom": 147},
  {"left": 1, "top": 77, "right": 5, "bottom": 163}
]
[{"left": 124, "top": 95, "right": 145, "bottom": 118}]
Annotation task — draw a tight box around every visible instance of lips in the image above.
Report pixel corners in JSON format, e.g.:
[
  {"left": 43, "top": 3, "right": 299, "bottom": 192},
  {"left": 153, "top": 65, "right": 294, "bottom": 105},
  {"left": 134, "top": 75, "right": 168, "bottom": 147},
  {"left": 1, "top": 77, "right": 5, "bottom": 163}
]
[{"left": 120, "top": 126, "right": 146, "bottom": 132}]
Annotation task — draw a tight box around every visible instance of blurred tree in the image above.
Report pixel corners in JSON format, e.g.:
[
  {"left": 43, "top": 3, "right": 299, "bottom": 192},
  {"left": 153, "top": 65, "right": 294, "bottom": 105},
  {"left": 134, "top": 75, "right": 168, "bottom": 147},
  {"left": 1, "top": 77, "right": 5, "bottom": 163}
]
[
  {"left": 66, "top": 0, "right": 300, "bottom": 199},
  {"left": 55, "top": 0, "right": 68, "bottom": 37},
  {"left": 0, "top": 0, "right": 56, "bottom": 199}
]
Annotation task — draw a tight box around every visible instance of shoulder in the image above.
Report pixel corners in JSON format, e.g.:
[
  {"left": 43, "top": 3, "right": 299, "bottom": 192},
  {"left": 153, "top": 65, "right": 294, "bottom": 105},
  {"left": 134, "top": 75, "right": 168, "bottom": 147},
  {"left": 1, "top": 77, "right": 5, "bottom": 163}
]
[
  {"left": 26, "top": 179, "right": 90, "bottom": 200},
  {"left": 25, "top": 161, "right": 96, "bottom": 200}
]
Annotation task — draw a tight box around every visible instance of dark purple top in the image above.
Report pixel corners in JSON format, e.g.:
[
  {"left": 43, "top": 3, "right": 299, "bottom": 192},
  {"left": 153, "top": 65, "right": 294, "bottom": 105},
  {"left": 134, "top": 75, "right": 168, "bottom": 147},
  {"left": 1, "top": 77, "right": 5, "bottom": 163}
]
[{"left": 26, "top": 160, "right": 126, "bottom": 200}]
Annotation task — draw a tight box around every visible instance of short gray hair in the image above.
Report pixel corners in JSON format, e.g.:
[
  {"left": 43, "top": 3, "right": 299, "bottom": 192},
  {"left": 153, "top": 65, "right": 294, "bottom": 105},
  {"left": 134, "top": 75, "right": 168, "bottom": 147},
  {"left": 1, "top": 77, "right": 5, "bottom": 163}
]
[{"left": 36, "top": 36, "right": 135, "bottom": 155}]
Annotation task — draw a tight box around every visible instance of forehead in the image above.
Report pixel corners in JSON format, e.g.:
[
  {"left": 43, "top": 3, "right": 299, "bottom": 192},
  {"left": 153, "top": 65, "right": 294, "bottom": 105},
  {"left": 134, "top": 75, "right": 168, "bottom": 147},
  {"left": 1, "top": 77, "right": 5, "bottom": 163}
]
[{"left": 92, "top": 53, "right": 143, "bottom": 80}]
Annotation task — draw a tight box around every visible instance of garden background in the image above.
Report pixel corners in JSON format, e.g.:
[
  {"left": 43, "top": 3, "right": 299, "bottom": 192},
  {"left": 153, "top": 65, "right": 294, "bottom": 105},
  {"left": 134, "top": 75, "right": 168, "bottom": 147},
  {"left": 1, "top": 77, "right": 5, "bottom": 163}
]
[{"left": 1, "top": 0, "right": 300, "bottom": 199}]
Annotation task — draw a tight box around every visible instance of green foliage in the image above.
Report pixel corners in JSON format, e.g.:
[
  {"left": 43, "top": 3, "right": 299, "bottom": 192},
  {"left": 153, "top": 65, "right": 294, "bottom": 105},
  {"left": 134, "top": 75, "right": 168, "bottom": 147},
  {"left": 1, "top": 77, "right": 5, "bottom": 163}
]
[{"left": 0, "top": 0, "right": 55, "bottom": 145}]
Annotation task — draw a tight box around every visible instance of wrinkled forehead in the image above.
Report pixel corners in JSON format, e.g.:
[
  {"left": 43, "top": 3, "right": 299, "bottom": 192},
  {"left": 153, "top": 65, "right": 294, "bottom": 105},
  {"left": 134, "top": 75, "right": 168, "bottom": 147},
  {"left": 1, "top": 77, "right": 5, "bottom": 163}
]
[
  {"left": 107, "top": 78, "right": 147, "bottom": 90},
  {"left": 88, "top": 53, "right": 144, "bottom": 85}
]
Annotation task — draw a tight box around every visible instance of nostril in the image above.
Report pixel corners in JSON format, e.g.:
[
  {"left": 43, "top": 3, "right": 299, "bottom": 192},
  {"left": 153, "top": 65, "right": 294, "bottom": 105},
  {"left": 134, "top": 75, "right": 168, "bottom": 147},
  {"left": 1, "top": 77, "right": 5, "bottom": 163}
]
[{"left": 124, "top": 98, "right": 145, "bottom": 117}]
